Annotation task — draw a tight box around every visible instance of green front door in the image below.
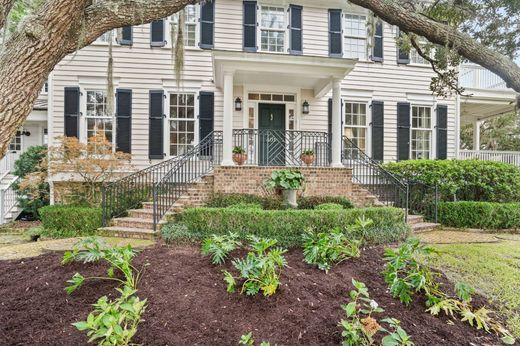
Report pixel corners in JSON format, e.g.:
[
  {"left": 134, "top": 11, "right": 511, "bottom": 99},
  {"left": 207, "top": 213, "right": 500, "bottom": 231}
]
[{"left": 259, "top": 103, "right": 286, "bottom": 165}]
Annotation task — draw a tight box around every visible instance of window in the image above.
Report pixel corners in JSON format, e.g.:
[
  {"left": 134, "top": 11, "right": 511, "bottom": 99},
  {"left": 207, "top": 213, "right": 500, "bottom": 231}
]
[
  {"left": 95, "top": 30, "right": 115, "bottom": 44},
  {"left": 410, "top": 39, "right": 434, "bottom": 65},
  {"left": 260, "top": 6, "right": 286, "bottom": 53},
  {"left": 410, "top": 49, "right": 429, "bottom": 65},
  {"left": 172, "top": 5, "right": 198, "bottom": 47},
  {"left": 41, "top": 81, "right": 48, "bottom": 94},
  {"left": 169, "top": 93, "right": 195, "bottom": 156},
  {"left": 344, "top": 14, "right": 367, "bottom": 59},
  {"left": 411, "top": 106, "right": 432, "bottom": 159},
  {"left": 86, "top": 90, "right": 113, "bottom": 144},
  {"left": 43, "top": 128, "right": 48, "bottom": 145},
  {"left": 344, "top": 103, "right": 368, "bottom": 157},
  {"left": 9, "top": 131, "right": 22, "bottom": 152}
]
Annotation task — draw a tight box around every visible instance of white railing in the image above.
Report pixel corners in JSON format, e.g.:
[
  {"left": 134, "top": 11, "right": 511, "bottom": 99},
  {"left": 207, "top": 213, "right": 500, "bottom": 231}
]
[
  {"left": 459, "top": 64, "right": 509, "bottom": 90},
  {"left": 459, "top": 150, "right": 520, "bottom": 167},
  {"left": 0, "top": 177, "right": 18, "bottom": 224},
  {"left": 0, "top": 152, "right": 19, "bottom": 179}
]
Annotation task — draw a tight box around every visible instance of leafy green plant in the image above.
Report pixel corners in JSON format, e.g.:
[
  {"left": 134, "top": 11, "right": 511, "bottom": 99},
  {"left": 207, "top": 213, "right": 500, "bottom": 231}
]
[
  {"left": 233, "top": 146, "right": 246, "bottom": 154},
  {"left": 314, "top": 203, "right": 344, "bottom": 210},
  {"left": 223, "top": 236, "right": 287, "bottom": 297},
  {"left": 298, "top": 196, "right": 354, "bottom": 210},
  {"left": 266, "top": 169, "right": 305, "bottom": 190},
  {"left": 226, "top": 202, "right": 263, "bottom": 210},
  {"left": 39, "top": 205, "right": 102, "bottom": 238},
  {"left": 62, "top": 237, "right": 147, "bottom": 346},
  {"left": 201, "top": 232, "right": 241, "bottom": 265},
  {"left": 239, "top": 332, "right": 274, "bottom": 346},
  {"left": 438, "top": 201, "right": 520, "bottom": 230},
  {"left": 383, "top": 238, "right": 516, "bottom": 344},
  {"left": 339, "top": 279, "right": 413, "bottom": 346},
  {"left": 161, "top": 222, "right": 192, "bottom": 243},
  {"left": 301, "top": 149, "right": 314, "bottom": 156},
  {"left": 303, "top": 227, "right": 361, "bottom": 272}
]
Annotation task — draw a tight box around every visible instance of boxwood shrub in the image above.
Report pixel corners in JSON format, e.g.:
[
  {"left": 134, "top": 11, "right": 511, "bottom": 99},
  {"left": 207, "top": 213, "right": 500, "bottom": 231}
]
[
  {"left": 176, "top": 207, "right": 408, "bottom": 247},
  {"left": 438, "top": 201, "right": 520, "bottom": 230},
  {"left": 384, "top": 159, "right": 520, "bottom": 202},
  {"left": 39, "top": 205, "right": 102, "bottom": 238}
]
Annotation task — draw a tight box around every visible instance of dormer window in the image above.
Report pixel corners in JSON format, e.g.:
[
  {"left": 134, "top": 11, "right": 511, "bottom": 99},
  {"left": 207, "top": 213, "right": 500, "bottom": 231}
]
[{"left": 260, "top": 6, "right": 286, "bottom": 53}]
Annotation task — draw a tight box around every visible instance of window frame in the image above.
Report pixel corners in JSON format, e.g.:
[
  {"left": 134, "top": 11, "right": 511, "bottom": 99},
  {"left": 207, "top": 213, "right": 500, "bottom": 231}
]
[
  {"left": 167, "top": 92, "right": 198, "bottom": 157},
  {"left": 258, "top": 4, "right": 288, "bottom": 54},
  {"left": 93, "top": 30, "right": 118, "bottom": 45},
  {"left": 9, "top": 130, "right": 22, "bottom": 152},
  {"left": 342, "top": 13, "right": 369, "bottom": 60},
  {"left": 410, "top": 105, "right": 433, "bottom": 160},
  {"left": 343, "top": 101, "right": 370, "bottom": 158},
  {"left": 169, "top": 4, "right": 201, "bottom": 49},
  {"left": 82, "top": 89, "right": 116, "bottom": 148}
]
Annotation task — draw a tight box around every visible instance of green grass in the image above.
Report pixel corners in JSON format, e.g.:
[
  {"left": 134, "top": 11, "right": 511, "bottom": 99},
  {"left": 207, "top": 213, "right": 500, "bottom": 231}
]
[{"left": 428, "top": 240, "right": 520, "bottom": 338}]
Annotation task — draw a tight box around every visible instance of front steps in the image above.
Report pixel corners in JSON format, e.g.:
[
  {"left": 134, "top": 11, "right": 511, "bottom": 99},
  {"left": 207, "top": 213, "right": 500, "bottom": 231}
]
[{"left": 407, "top": 214, "right": 440, "bottom": 233}]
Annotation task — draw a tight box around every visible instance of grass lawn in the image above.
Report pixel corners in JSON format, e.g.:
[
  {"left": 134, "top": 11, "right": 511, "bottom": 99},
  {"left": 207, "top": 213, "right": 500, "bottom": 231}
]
[{"left": 422, "top": 232, "right": 520, "bottom": 338}]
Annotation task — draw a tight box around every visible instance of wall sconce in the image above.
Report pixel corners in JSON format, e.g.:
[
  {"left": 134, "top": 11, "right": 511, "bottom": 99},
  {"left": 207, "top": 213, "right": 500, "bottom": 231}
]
[
  {"left": 21, "top": 130, "right": 31, "bottom": 136},
  {"left": 235, "top": 97, "right": 243, "bottom": 111},
  {"left": 302, "top": 100, "right": 310, "bottom": 114}
]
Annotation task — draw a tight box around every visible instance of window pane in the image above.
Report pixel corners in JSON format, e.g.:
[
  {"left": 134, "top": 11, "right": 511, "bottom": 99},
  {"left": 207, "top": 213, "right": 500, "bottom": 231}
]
[{"left": 169, "top": 93, "right": 196, "bottom": 156}]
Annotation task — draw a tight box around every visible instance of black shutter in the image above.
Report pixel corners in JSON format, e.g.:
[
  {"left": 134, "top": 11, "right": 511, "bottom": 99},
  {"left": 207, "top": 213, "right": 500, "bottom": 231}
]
[
  {"left": 371, "top": 20, "right": 383, "bottom": 62},
  {"left": 397, "top": 29, "right": 410, "bottom": 64},
  {"left": 120, "top": 26, "right": 133, "bottom": 46},
  {"left": 116, "top": 89, "right": 132, "bottom": 154},
  {"left": 149, "top": 90, "right": 164, "bottom": 159},
  {"left": 199, "top": 91, "right": 214, "bottom": 141},
  {"left": 436, "top": 105, "right": 448, "bottom": 160},
  {"left": 150, "top": 19, "right": 165, "bottom": 47},
  {"left": 200, "top": 0, "right": 215, "bottom": 49},
  {"left": 243, "top": 1, "right": 257, "bottom": 52},
  {"left": 64, "top": 87, "right": 80, "bottom": 138},
  {"left": 328, "top": 9, "right": 342, "bottom": 57},
  {"left": 327, "top": 98, "right": 333, "bottom": 136},
  {"left": 289, "top": 5, "right": 303, "bottom": 55},
  {"left": 397, "top": 102, "right": 411, "bottom": 161},
  {"left": 371, "top": 101, "right": 384, "bottom": 161}
]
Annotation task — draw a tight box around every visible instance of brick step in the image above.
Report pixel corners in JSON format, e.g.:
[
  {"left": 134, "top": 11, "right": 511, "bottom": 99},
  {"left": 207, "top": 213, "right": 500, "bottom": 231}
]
[
  {"left": 127, "top": 209, "right": 174, "bottom": 219},
  {"left": 98, "top": 226, "right": 158, "bottom": 240},
  {"left": 411, "top": 222, "right": 440, "bottom": 233},
  {"left": 407, "top": 215, "right": 424, "bottom": 225},
  {"left": 111, "top": 217, "right": 165, "bottom": 230}
]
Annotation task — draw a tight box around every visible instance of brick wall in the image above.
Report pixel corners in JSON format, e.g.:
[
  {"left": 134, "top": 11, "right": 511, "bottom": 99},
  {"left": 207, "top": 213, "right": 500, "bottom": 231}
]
[{"left": 213, "top": 166, "right": 353, "bottom": 198}]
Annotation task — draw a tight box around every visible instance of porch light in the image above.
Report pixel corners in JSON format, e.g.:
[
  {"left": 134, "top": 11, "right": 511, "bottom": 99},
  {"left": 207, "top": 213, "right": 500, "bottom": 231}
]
[
  {"left": 235, "top": 97, "right": 243, "bottom": 111},
  {"left": 302, "top": 100, "right": 310, "bottom": 114}
]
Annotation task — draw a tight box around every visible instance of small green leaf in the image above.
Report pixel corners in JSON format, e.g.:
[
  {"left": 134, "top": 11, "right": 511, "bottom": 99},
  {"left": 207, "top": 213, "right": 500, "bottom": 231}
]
[{"left": 72, "top": 321, "right": 89, "bottom": 331}]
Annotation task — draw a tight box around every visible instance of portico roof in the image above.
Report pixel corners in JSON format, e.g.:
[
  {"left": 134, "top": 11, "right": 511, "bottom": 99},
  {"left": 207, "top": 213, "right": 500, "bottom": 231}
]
[{"left": 212, "top": 50, "right": 357, "bottom": 98}]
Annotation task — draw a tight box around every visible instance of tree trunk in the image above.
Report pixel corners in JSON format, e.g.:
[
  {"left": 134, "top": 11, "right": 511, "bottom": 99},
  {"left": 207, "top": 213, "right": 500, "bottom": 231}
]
[
  {"left": 0, "top": 0, "right": 195, "bottom": 159},
  {"left": 348, "top": 0, "right": 520, "bottom": 92}
]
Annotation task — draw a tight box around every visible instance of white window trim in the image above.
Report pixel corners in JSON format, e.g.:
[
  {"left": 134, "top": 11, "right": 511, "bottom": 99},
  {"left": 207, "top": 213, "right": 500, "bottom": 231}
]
[
  {"left": 79, "top": 88, "right": 116, "bottom": 148},
  {"left": 343, "top": 100, "right": 370, "bottom": 156},
  {"left": 410, "top": 104, "right": 435, "bottom": 160},
  {"left": 93, "top": 29, "right": 119, "bottom": 46},
  {"left": 164, "top": 90, "right": 200, "bottom": 158},
  {"left": 166, "top": 4, "right": 201, "bottom": 50},
  {"left": 342, "top": 12, "right": 369, "bottom": 61},
  {"left": 257, "top": 4, "right": 289, "bottom": 54},
  {"left": 9, "top": 130, "right": 23, "bottom": 152}
]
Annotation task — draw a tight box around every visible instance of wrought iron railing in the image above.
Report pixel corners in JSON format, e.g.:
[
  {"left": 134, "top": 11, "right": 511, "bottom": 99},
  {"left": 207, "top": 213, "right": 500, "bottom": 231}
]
[
  {"left": 152, "top": 131, "right": 223, "bottom": 231},
  {"left": 233, "top": 129, "right": 330, "bottom": 166},
  {"left": 407, "top": 179, "right": 439, "bottom": 223},
  {"left": 0, "top": 177, "right": 19, "bottom": 224}
]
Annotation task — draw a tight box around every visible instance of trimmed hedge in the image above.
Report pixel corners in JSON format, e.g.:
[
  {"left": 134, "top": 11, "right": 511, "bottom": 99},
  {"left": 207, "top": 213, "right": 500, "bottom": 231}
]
[
  {"left": 384, "top": 159, "right": 520, "bottom": 202},
  {"left": 315, "top": 203, "right": 344, "bottom": 210},
  {"left": 39, "top": 205, "right": 103, "bottom": 238},
  {"left": 297, "top": 196, "right": 354, "bottom": 210},
  {"left": 176, "top": 207, "right": 409, "bottom": 247},
  {"left": 438, "top": 202, "right": 520, "bottom": 230}
]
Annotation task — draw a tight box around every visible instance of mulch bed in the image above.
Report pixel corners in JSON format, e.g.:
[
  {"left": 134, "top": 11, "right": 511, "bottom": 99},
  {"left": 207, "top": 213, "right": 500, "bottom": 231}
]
[{"left": 0, "top": 244, "right": 505, "bottom": 345}]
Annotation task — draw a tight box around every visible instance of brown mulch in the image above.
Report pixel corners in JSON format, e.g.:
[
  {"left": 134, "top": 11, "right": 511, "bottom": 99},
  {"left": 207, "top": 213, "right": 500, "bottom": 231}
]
[{"left": 0, "top": 244, "right": 505, "bottom": 346}]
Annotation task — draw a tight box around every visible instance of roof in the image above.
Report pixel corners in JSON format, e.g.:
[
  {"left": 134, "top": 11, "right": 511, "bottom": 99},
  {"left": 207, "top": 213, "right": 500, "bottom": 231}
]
[{"left": 33, "top": 98, "right": 48, "bottom": 111}]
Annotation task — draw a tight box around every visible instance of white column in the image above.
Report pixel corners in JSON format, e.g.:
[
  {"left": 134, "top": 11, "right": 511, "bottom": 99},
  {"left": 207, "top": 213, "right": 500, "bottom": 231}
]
[
  {"left": 455, "top": 94, "right": 461, "bottom": 159},
  {"left": 331, "top": 78, "right": 343, "bottom": 167},
  {"left": 221, "top": 72, "right": 235, "bottom": 166},
  {"left": 473, "top": 120, "right": 481, "bottom": 151}
]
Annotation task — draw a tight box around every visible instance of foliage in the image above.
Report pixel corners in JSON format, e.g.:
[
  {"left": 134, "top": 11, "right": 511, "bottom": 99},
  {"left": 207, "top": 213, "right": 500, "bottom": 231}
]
[
  {"left": 233, "top": 146, "right": 246, "bottom": 154},
  {"left": 48, "top": 134, "right": 131, "bottom": 207},
  {"left": 339, "top": 279, "right": 413, "bottom": 346},
  {"left": 176, "top": 207, "right": 409, "bottom": 247},
  {"left": 201, "top": 232, "right": 241, "bottom": 265},
  {"left": 302, "top": 220, "right": 368, "bottom": 272},
  {"left": 438, "top": 201, "right": 520, "bottom": 230},
  {"left": 161, "top": 222, "right": 191, "bottom": 243},
  {"left": 239, "top": 332, "right": 274, "bottom": 346},
  {"left": 383, "top": 238, "right": 515, "bottom": 344},
  {"left": 39, "top": 205, "right": 102, "bottom": 238},
  {"left": 314, "top": 203, "right": 344, "bottom": 210},
  {"left": 23, "top": 226, "right": 44, "bottom": 241},
  {"left": 298, "top": 196, "right": 354, "bottom": 210},
  {"left": 460, "top": 113, "right": 520, "bottom": 151},
  {"left": 384, "top": 159, "right": 520, "bottom": 202},
  {"left": 223, "top": 236, "right": 287, "bottom": 297},
  {"left": 63, "top": 237, "right": 147, "bottom": 346},
  {"left": 226, "top": 202, "right": 263, "bottom": 210},
  {"left": 265, "top": 169, "right": 305, "bottom": 190},
  {"left": 13, "top": 145, "right": 49, "bottom": 217},
  {"left": 301, "top": 149, "right": 314, "bottom": 156}
]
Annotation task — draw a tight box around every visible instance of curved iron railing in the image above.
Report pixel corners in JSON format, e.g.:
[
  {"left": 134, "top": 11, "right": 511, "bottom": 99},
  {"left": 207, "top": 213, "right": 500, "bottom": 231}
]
[
  {"left": 152, "top": 131, "right": 223, "bottom": 230},
  {"left": 233, "top": 129, "right": 330, "bottom": 166}
]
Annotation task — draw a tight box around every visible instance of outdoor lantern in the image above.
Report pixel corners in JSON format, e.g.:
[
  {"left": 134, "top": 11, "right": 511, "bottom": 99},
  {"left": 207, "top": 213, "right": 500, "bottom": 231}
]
[
  {"left": 21, "top": 129, "right": 31, "bottom": 136},
  {"left": 302, "top": 100, "right": 310, "bottom": 114},
  {"left": 235, "top": 97, "right": 242, "bottom": 111}
]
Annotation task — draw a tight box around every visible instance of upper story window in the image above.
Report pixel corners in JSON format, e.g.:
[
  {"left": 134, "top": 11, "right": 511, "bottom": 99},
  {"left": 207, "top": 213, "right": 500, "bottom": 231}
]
[
  {"left": 260, "top": 6, "right": 286, "bottom": 53},
  {"left": 169, "top": 93, "right": 196, "bottom": 156},
  {"left": 411, "top": 106, "right": 432, "bottom": 159},
  {"left": 344, "top": 14, "right": 368, "bottom": 60},
  {"left": 410, "top": 49, "right": 429, "bottom": 65},
  {"left": 171, "top": 4, "right": 199, "bottom": 47},
  {"left": 95, "top": 30, "right": 116, "bottom": 44},
  {"left": 41, "top": 81, "right": 48, "bottom": 94},
  {"left": 85, "top": 90, "right": 113, "bottom": 144}
]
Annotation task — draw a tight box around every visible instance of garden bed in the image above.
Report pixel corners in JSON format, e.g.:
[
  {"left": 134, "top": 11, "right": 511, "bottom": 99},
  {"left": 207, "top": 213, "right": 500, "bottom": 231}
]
[{"left": 0, "top": 244, "right": 502, "bottom": 345}]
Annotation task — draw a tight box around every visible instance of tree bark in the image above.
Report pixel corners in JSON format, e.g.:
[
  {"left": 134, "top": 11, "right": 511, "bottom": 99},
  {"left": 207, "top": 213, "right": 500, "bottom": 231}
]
[
  {"left": 348, "top": 0, "right": 520, "bottom": 92},
  {"left": 0, "top": 0, "right": 196, "bottom": 159},
  {"left": 0, "top": 0, "right": 16, "bottom": 29}
]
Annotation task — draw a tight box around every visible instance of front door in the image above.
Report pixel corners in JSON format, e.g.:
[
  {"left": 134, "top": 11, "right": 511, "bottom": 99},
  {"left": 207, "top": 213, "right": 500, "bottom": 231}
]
[{"left": 259, "top": 103, "right": 286, "bottom": 165}]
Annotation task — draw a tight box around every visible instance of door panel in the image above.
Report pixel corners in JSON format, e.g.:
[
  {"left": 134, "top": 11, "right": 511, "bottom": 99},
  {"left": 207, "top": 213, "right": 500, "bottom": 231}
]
[{"left": 259, "top": 103, "right": 286, "bottom": 166}]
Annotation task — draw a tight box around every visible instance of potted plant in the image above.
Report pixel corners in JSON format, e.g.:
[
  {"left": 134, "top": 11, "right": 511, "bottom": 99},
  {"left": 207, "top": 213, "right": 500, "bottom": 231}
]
[
  {"left": 300, "top": 149, "right": 315, "bottom": 166},
  {"left": 232, "top": 146, "right": 247, "bottom": 166},
  {"left": 266, "top": 169, "right": 305, "bottom": 208}
]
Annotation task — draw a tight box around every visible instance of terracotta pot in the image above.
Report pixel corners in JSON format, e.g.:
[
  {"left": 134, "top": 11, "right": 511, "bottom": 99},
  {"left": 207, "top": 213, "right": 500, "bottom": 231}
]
[
  {"left": 233, "top": 153, "right": 248, "bottom": 166},
  {"left": 300, "top": 154, "right": 315, "bottom": 166}
]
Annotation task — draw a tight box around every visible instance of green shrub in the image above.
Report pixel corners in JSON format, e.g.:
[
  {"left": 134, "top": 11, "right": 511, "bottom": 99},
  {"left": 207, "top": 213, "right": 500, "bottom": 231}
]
[
  {"left": 298, "top": 196, "right": 354, "bottom": 209},
  {"left": 160, "top": 223, "right": 194, "bottom": 243},
  {"left": 226, "top": 202, "right": 263, "bottom": 210},
  {"left": 314, "top": 203, "right": 344, "bottom": 211},
  {"left": 206, "top": 193, "right": 285, "bottom": 210},
  {"left": 39, "top": 205, "right": 102, "bottom": 237},
  {"left": 438, "top": 201, "right": 520, "bottom": 230},
  {"left": 266, "top": 169, "right": 305, "bottom": 190},
  {"left": 384, "top": 159, "right": 520, "bottom": 202},
  {"left": 176, "top": 207, "right": 408, "bottom": 247},
  {"left": 201, "top": 232, "right": 241, "bottom": 265}
]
